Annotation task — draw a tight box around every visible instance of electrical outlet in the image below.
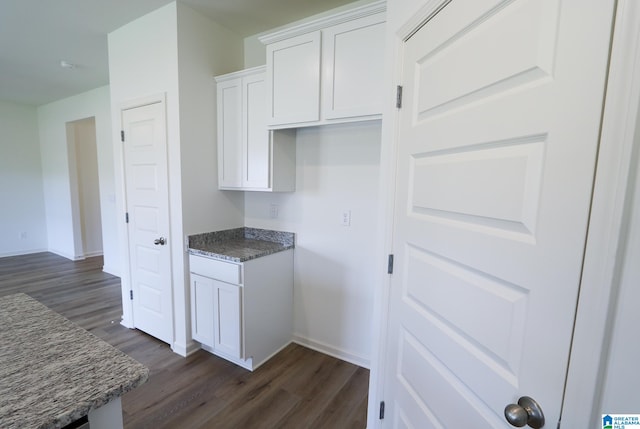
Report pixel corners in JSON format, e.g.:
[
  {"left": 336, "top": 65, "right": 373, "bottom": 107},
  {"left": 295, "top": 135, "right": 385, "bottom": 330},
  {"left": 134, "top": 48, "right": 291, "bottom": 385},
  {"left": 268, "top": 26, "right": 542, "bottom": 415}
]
[
  {"left": 269, "top": 204, "right": 279, "bottom": 219},
  {"left": 341, "top": 210, "right": 351, "bottom": 227},
  {"left": 19, "top": 232, "right": 27, "bottom": 240}
]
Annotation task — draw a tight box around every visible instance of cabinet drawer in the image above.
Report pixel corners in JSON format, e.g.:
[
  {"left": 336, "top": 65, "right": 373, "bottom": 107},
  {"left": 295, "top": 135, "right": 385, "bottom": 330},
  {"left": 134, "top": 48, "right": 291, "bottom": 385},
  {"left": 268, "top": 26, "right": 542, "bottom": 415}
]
[{"left": 189, "top": 255, "right": 242, "bottom": 285}]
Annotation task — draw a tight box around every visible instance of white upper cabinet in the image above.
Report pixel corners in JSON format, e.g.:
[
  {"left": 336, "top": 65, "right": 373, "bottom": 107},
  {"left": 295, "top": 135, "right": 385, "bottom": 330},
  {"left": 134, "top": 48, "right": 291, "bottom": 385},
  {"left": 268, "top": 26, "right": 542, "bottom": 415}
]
[
  {"left": 260, "top": 1, "right": 386, "bottom": 129},
  {"left": 216, "top": 66, "right": 296, "bottom": 192},
  {"left": 322, "top": 13, "right": 385, "bottom": 120},
  {"left": 266, "top": 32, "right": 321, "bottom": 126}
]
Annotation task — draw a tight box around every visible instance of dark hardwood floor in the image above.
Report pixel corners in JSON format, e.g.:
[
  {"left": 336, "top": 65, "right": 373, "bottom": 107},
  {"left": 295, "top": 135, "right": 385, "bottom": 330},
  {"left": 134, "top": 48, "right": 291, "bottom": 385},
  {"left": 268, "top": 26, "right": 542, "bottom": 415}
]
[{"left": 0, "top": 252, "right": 369, "bottom": 429}]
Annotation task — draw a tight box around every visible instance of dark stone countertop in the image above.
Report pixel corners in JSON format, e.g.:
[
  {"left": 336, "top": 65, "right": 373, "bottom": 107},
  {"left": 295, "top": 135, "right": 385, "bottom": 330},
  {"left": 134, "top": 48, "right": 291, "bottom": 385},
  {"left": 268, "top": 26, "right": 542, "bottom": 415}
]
[
  {"left": 0, "top": 293, "right": 149, "bottom": 429},
  {"left": 188, "top": 227, "right": 295, "bottom": 262}
]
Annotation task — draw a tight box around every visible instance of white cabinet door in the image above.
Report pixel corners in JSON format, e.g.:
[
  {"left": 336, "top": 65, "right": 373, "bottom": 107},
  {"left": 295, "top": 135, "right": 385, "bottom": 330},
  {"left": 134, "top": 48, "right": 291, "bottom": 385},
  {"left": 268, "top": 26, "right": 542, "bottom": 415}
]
[
  {"left": 217, "top": 79, "right": 242, "bottom": 188},
  {"left": 190, "top": 273, "right": 215, "bottom": 348},
  {"left": 266, "top": 32, "right": 321, "bottom": 126},
  {"left": 322, "top": 13, "right": 385, "bottom": 120},
  {"left": 213, "top": 279, "right": 242, "bottom": 359},
  {"left": 216, "top": 67, "right": 296, "bottom": 192},
  {"left": 243, "top": 73, "right": 270, "bottom": 189}
]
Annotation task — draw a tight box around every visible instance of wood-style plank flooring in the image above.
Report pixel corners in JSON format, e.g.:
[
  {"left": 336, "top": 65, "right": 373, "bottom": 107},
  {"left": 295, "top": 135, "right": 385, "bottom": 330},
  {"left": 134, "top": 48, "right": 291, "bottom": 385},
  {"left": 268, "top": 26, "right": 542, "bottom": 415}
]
[{"left": 0, "top": 252, "right": 369, "bottom": 429}]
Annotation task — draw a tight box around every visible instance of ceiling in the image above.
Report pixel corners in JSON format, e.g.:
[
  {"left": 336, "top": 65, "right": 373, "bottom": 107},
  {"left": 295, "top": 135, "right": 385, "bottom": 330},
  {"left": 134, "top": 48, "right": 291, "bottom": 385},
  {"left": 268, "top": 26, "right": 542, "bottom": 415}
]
[{"left": 0, "top": 0, "right": 357, "bottom": 106}]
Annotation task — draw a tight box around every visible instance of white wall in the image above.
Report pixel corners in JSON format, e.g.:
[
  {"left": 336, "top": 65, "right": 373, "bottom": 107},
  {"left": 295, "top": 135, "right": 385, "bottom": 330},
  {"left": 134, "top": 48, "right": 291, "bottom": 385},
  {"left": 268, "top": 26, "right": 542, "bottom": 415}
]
[
  {"left": 176, "top": 2, "right": 245, "bottom": 353},
  {"left": 177, "top": 3, "right": 244, "bottom": 236},
  {"left": 0, "top": 101, "right": 47, "bottom": 256},
  {"left": 242, "top": 0, "right": 384, "bottom": 367},
  {"left": 109, "top": 1, "right": 245, "bottom": 354},
  {"left": 244, "top": 123, "right": 381, "bottom": 367},
  {"left": 599, "top": 105, "right": 640, "bottom": 413},
  {"left": 243, "top": 35, "right": 265, "bottom": 69},
  {"left": 36, "top": 86, "right": 117, "bottom": 272}
]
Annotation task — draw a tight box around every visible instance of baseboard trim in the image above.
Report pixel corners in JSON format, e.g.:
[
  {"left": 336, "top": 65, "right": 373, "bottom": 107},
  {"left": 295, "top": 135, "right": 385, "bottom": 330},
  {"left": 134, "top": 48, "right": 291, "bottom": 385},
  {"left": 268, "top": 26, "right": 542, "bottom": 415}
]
[
  {"left": 102, "top": 265, "right": 120, "bottom": 277},
  {"left": 82, "top": 251, "right": 103, "bottom": 258},
  {"left": 172, "top": 339, "right": 200, "bottom": 357},
  {"left": 292, "top": 334, "right": 370, "bottom": 369},
  {"left": 0, "top": 248, "right": 48, "bottom": 258},
  {"left": 48, "top": 248, "right": 82, "bottom": 261}
]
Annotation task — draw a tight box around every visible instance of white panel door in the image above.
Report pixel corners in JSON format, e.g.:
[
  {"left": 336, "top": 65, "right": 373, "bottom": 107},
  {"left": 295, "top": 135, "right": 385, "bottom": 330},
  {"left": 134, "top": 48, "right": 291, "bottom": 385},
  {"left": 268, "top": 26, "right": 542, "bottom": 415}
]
[
  {"left": 122, "top": 102, "right": 172, "bottom": 345},
  {"left": 217, "top": 78, "right": 243, "bottom": 188},
  {"left": 214, "top": 280, "right": 242, "bottom": 359},
  {"left": 322, "top": 13, "right": 386, "bottom": 119},
  {"left": 384, "top": 0, "right": 614, "bottom": 427},
  {"left": 266, "top": 31, "right": 321, "bottom": 126}
]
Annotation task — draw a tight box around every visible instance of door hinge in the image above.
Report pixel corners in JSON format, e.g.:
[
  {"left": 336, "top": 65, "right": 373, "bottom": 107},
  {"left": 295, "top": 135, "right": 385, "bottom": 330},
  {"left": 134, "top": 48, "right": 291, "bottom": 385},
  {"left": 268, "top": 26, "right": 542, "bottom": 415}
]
[
  {"left": 388, "top": 254, "right": 394, "bottom": 274},
  {"left": 396, "top": 85, "right": 403, "bottom": 108},
  {"left": 120, "top": 130, "right": 125, "bottom": 142},
  {"left": 379, "top": 401, "right": 385, "bottom": 419},
  {"left": 129, "top": 290, "right": 133, "bottom": 300},
  {"left": 125, "top": 212, "right": 129, "bottom": 223}
]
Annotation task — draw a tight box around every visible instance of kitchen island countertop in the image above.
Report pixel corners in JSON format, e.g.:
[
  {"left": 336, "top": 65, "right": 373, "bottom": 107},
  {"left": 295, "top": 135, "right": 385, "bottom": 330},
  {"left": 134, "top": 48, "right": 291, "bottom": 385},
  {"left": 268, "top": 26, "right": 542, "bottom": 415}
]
[{"left": 0, "top": 293, "right": 148, "bottom": 429}]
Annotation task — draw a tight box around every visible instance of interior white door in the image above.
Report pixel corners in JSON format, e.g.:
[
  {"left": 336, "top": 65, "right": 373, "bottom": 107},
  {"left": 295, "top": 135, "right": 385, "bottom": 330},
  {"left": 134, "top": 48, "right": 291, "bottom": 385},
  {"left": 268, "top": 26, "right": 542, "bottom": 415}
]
[
  {"left": 266, "top": 31, "right": 321, "bottom": 126},
  {"left": 122, "top": 101, "right": 173, "bottom": 345},
  {"left": 384, "top": 0, "right": 614, "bottom": 427}
]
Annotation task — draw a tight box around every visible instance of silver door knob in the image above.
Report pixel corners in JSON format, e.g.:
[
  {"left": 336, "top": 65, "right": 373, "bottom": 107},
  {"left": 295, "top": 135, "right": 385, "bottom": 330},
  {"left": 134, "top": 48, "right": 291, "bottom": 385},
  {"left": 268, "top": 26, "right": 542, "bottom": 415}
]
[
  {"left": 154, "top": 237, "right": 166, "bottom": 245},
  {"left": 504, "top": 396, "right": 545, "bottom": 428}
]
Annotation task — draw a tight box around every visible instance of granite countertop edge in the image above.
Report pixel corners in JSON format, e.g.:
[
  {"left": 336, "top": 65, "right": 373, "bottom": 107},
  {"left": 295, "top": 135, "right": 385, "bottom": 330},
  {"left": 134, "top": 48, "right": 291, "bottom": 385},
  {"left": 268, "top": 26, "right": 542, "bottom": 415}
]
[
  {"left": 0, "top": 293, "right": 149, "bottom": 429},
  {"left": 187, "top": 227, "right": 295, "bottom": 263},
  {"left": 188, "top": 243, "right": 295, "bottom": 263},
  {"left": 48, "top": 370, "right": 149, "bottom": 429}
]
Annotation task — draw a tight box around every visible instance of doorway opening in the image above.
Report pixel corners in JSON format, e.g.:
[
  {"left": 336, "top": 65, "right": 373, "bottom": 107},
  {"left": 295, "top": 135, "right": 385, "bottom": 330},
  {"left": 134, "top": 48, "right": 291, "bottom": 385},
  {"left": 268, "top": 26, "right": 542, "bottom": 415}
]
[{"left": 66, "top": 117, "right": 103, "bottom": 259}]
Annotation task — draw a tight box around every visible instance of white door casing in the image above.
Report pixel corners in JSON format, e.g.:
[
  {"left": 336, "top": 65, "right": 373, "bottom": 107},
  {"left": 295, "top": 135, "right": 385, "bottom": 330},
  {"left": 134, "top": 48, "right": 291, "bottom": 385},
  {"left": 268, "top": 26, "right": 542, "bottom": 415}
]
[
  {"left": 383, "top": 0, "right": 614, "bottom": 427},
  {"left": 122, "top": 101, "right": 173, "bottom": 345}
]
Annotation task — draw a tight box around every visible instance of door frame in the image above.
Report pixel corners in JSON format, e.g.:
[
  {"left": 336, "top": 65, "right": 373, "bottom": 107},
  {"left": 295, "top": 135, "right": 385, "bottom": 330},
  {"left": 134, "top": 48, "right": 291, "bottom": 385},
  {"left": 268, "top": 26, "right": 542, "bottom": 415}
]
[
  {"left": 115, "top": 93, "right": 172, "bottom": 338},
  {"left": 367, "top": 1, "right": 640, "bottom": 427}
]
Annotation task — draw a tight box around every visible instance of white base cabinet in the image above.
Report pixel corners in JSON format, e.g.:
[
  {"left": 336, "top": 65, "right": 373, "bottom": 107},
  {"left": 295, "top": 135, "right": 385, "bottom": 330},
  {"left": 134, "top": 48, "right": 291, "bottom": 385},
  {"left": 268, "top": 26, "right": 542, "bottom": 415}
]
[{"left": 189, "top": 250, "right": 293, "bottom": 370}]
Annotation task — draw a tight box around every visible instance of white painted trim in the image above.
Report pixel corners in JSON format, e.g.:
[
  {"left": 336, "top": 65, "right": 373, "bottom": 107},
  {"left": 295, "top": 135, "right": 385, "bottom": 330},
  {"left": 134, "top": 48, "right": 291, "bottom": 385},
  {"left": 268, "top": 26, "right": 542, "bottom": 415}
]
[
  {"left": 102, "top": 265, "right": 120, "bottom": 277},
  {"left": 214, "top": 65, "right": 265, "bottom": 83},
  {"left": 0, "top": 249, "right": 48, "bottom": 258},
  {"left": 367, "top": 2, "right": 451, "bottom": 425},
  {"left": 562, "top": 1, "right": 640, "bottom": 427},
  {"left": 119, "top": 93, "right": 166, "bottom": 112},
  {"left": 119, "top": 319, "right": 134, "bottom": 329},
  {"left": 258, "top": 0, "right": 386, "bottom": 44},
  {"left": 292, "top": 334, "right": 370, "bottom": 369},
  {"left": 366, "top": 26, "right": 408, "bottom": 429},
  {"left": 48, "top": 248, "right": 83, "bottom": 261},
  {"left": 171, "top": 339, "right": 200, "bottom": 358},
  {"left": 396, "top": 0, "right": 451, "bottom": 41},
  {"left": 81, "top": 251, "right": 104, "bottom": 258}
]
